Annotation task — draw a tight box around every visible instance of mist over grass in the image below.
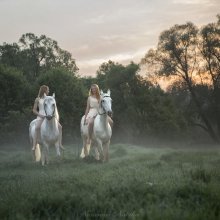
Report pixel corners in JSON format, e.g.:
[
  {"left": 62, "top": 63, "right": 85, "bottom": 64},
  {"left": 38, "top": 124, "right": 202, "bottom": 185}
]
[{"left": 0, "top": 143, "right": 220, "bottom": 219}]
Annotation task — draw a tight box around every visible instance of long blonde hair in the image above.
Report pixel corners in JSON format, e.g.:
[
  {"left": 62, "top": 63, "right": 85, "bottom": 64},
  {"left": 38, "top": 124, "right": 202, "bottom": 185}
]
[
  {"left": 89, "top": 84, "right": 100, "bottom": 101},
  {"left": 38, "top": 85, "right": 49, "bottom": 98}
]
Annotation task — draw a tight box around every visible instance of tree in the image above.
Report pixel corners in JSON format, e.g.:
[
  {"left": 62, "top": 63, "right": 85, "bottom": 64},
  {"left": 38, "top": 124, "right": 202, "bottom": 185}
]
[
  {"left": 0, "top": 65, "right": 30, "bottom": 116},
  {"left": 0, "top": 43, "right": 21, "bottom": 69},
  {"left": 141, "top": 19, "right": 220, "bottom": 143},
  {"left": 0, "top": 33, "right": 79, "bottom": 82},
  {"left": 0, "top": 64, "right": 32, "bottom": 144},
  {"left": 199, "top": 15, "right": 220, "bottom": 137},
  {"left": 19, "top": 33, "right": 78, "bottom": 81}
]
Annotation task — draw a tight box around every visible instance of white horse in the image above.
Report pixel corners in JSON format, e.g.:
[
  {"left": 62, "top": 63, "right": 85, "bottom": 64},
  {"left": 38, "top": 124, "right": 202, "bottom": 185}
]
[
  {"left": 80, "top": 90, "right": 112, "bottom": 162},
  {"left": 29, "top": 94, "right": 61, "bottom": 165}
]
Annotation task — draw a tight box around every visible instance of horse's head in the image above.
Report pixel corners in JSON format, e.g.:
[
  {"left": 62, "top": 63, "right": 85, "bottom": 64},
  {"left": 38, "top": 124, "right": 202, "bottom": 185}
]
[
  {"left": 43, "top": 93, "right": 57, "bottom": 120},
  {"left": 100, "top": 89, "right": 113, "bottom": 117}
]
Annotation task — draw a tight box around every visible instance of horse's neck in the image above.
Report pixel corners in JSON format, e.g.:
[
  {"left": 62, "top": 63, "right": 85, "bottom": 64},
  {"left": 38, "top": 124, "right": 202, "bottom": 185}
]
[
  {"left": 98, "top": 107, "right": 108, "bottom": 129},
  {"left": 45, "top": 118, "right": 58, "bottom": 130}
]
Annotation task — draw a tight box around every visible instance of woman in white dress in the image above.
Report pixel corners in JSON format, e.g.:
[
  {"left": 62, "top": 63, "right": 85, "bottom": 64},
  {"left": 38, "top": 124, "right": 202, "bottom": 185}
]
[
  {"left": 84, "top": 84, "right": 113, "bottom": 144},
  {"left": 32, "top": 85, "right": 63, "bottom": 151}
]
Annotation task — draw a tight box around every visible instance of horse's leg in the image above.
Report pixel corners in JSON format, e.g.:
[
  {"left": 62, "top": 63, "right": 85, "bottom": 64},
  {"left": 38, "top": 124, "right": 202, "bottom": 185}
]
[
  {"left": 41, "top": 144, "right": 46, "bottom": 166},
  {"left": 91, "top": 139, "right": 100, "bottom": 160},
  {"left": 84, "top": 136, "right": 90, "bottom": 157},
  {"left": 80, "top": 135, "right": 89, "bottom": 158},
  {"left": 96, "top": 139, "right": 104, "bottom": 162},
  {"left": 32, "top": 132, "right": 37, "bottom": 151},
  {"left": 55, "top": 141, "right": 61, "bottom": 157},
  {"left": 45, "top": 144, "right": 49, "bottom": 165},
  {"left": 58, "top": 123, "right": 64, "bottom": 150},
  {"left": 103, "top": 141, "right": 110, "bottom": 162},
  {"left": 86, "top": 139, "right": 91, "bottom": 156},
  {"left": 80, "top": 136, "right": 85, "bottom": 158},
  {"left": 41, "top": 143, "right": 49, "bottom": 166},
  {"left": 94, "top": 146, "right": 100, "bottom": 161},
  {"left": 33, "top": 120, "right": 43, "bottom": 151},
  {"left": 29, "top": 134, "right": 35, "bottom": 161}
]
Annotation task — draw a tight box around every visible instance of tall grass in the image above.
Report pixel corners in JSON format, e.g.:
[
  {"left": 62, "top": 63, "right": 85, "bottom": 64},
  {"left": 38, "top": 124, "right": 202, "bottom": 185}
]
[{"left": 0, "top": 144, "right": 220, "bottom": 219}]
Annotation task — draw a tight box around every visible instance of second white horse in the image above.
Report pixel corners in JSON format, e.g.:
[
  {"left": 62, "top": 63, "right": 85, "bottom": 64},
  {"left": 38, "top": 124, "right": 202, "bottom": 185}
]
[{"left": 80, "top": 90, "right": 112, "bottom": 162}]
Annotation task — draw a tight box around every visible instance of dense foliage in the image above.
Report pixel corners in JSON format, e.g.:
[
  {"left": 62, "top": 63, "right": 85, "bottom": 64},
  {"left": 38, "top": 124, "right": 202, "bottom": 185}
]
[
  {"left": 0, "top": 15, "right": 219, "bottom": 145},
  {"left": 142, "top": 15, "right": 220, "bottom": 143}
]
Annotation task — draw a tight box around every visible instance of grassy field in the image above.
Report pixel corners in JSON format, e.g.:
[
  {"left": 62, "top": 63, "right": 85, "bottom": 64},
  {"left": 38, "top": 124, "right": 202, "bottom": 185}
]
[{"left": 0, "top": 143, "right": 220, "bottom": 220}]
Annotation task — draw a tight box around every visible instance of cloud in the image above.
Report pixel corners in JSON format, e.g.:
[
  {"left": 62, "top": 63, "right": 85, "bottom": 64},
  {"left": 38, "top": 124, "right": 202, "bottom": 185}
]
[
  {"left": 77, "top": 47, "right": 150, "bottom": 76},
  {"left": 172, "top": 0, "right": 212, "bottom": 4},
  {"left": 86, "top": 15, "right": 106, "bottom": 24},
  {"left": 0, "top": 0, "right": 219, "bottom": 76}
]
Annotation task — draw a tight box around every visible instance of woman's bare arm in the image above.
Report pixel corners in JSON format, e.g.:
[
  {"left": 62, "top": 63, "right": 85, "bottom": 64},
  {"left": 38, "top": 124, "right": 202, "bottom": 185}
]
[{"left": 32, "top": 98, "right": 44, "bottom": 118}]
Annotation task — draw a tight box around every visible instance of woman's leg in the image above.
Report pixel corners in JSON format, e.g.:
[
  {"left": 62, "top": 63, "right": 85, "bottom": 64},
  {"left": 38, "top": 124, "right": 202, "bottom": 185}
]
[
  {"left": 87, "top": 117, "right": 95, "bottom": 144},
  {"left": 32, "top": 119, "right": 43, "bottom": 150}
]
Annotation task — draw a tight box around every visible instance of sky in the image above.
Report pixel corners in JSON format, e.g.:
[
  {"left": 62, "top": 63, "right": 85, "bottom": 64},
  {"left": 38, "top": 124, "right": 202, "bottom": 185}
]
[{"left": 0, "top": 0, "right": 219, "bottom": 77}]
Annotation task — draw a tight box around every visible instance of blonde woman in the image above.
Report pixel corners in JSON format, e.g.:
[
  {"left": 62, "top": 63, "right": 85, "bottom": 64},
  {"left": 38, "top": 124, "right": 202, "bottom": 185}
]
[
  {"left": 84, "top": 84, "right": 113, "bottom": 144},
  {"left": 32, "top": 85, "right": 63, "bottom": 151}
]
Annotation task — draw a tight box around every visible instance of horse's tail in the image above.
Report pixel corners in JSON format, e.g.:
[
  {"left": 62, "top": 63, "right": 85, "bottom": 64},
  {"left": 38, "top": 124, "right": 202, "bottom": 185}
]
[{"left": 35, "top": 144, "right": 41, "bottom": 162}]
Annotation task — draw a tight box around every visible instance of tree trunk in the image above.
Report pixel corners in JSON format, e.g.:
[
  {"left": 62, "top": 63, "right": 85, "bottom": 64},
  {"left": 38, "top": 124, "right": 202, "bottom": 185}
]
[{"left": 187, "top": 79, "right": 219, "bottom": 143}]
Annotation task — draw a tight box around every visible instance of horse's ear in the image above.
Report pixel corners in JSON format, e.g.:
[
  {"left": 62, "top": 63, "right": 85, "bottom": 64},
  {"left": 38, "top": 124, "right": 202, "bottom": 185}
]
[
  {"left": 100, "top": 90, "right": 103, "bottom": 95},
  {"left": 107, "top": 89, "right": 111, "bottom": 96},
  {"left": 52, "top": 93, "right": 55, "bottom": 98}
]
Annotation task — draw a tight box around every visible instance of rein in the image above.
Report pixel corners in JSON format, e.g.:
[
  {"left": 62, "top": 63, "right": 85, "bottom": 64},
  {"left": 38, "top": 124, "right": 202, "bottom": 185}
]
[
  {"left": 98, "top": 110, "right": 107, "bottom": 115},
  {"left": 98, "top": 95, "right": 110, "bottom": 115},
  {"left": 98, "top": 102, "right": 106, "bottom": 115},
  {"left": 44, "top": 100, "right": 56, "bottom": 119}
]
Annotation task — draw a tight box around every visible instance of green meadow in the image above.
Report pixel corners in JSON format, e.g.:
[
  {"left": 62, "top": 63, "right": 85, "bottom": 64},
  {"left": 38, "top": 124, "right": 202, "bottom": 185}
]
[{"left": 0, "top": 144, "right": 220, "bottom": 220}]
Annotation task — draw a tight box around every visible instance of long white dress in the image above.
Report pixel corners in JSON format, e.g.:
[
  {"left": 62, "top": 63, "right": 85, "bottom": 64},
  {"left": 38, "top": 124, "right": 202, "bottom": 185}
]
[
  {"left": 85, "top": 96, "right": 99, "bottom": 123},
  {"left": 37, "top": 98, "right": 46, "bottom": 120}
]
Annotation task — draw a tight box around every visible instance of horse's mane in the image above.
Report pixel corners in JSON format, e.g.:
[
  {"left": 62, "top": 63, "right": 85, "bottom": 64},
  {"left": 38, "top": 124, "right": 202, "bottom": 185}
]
[{"left": 55, "top": 105, "right": 59, "bottom": 121}]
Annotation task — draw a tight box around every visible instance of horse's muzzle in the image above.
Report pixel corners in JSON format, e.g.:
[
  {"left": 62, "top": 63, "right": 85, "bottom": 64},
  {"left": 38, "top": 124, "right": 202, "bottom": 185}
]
[
  {"left": 107, "top": 111, "right": 113, "bottom": 117},
  {"left": 46, "top": 115, "right": 53, "bottom": 120}
]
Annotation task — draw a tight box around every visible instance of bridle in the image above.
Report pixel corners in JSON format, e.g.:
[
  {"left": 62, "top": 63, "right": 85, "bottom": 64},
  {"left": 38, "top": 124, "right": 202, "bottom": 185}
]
[
  {"left": 44, "top": 99, "right": 56, "bottom": 120},
  {"left": 98, "top": 95, "right": 111, "bottom": 115}
]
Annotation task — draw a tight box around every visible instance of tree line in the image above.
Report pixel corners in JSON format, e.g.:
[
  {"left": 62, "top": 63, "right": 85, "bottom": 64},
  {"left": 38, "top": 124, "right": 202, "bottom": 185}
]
[
  {"left": 142, "top": 15, "right": 220, "bottom": 144},
  {"left": 0, "top": 15, "right": 219, "bottom": 146}
]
